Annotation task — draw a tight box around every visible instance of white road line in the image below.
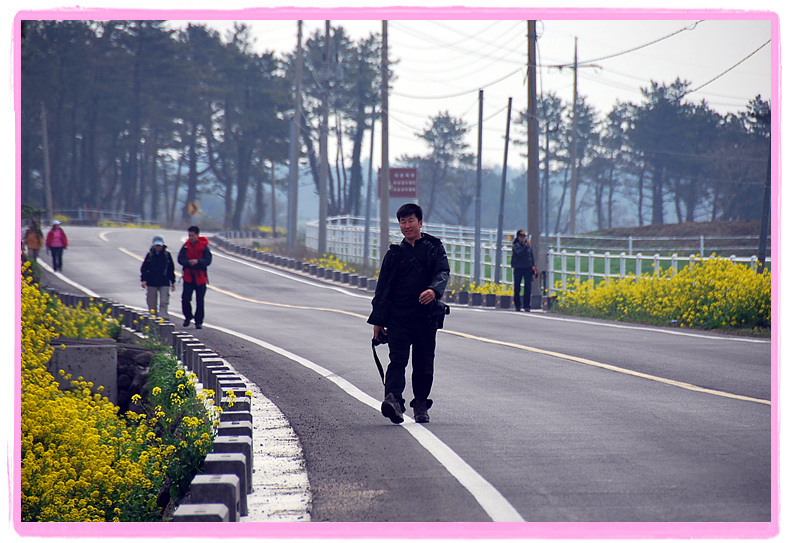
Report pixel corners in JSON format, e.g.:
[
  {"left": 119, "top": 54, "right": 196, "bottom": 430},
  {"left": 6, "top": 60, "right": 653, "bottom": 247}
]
[
  {"left": 214, "top": 244, "right": 768, "bottom": 345},
  {"left": 203, "top": 323, "right": 527, "bottom": 523},
  {"left": 212, "top": 250, "right": 371, "bottom": 298}
]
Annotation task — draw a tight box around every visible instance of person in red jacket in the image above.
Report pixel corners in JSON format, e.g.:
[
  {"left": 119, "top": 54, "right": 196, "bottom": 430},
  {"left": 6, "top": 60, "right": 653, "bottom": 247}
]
[
  {"left": 177, "top": 225, "right": 212, "bottom": 329},
  {"left": 45, "top": 219, "right": 69, "bottom": 272}
]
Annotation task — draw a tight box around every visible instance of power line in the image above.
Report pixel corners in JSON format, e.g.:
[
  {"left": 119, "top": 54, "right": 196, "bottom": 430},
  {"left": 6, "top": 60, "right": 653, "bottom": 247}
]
[
  {"left": 686, "top": 39, "right": 771, "bottom": 96},
  {"left": 391, "top": 67, "right": 523, "bottom": 100},
  {"left": 547, "top": 20, "right": 705, "bottom": 69}
]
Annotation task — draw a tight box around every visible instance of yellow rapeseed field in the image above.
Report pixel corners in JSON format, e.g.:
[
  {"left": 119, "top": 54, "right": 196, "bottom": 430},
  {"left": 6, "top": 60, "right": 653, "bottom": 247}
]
[
  {"left": 20, "top": 261, "right": 215, "bottom": 521},
  {"left": 554, "top": 256, "right": 771, "bottom": 331}
]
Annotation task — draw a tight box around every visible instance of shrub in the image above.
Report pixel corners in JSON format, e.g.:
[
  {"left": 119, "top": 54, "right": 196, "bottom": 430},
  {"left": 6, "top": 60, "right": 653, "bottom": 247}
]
[
  {"left": 553, "top": 255, "right": 771, "bottom": 331},
  {"left": 135, "top": 348, "right": 219, "bottom": 500},
  {"left": 310, "top": 253, "right": 356, "bottom": 272}
]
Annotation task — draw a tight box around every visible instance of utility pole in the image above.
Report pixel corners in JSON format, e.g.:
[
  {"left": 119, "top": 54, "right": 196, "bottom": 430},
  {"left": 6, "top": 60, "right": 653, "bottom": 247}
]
[
  {"left": 287, "top": 20, "right": 303, "bottom": 251},
  {"left": 318, "top": 21, "right": 331, "bottom": 254},
  {"left": 568, "top": 37, "right": 579, "bottom": 235},
  {"left": 474, "top": 89, "right": 483, "bottom": 285},
  {"left": 380, "top": 20, "right": 390, "bottom": 260},
  {"left": 757, "top": 111, "right": 771, "bottom": 273},
  {"left": 41, "top": 103, "right": 54, "bottom": 221},
  {"left": 364, "top": 111, "right": 376, "bottom": 268},
  {"left": 270, "top": 161, "right": 277, "bottom": 236},
  {"left": 494, "top": 97, "right": 513, "bottom": 284},
  {"left": 527, "top": 21, "right": 541, "bottom": 301}
]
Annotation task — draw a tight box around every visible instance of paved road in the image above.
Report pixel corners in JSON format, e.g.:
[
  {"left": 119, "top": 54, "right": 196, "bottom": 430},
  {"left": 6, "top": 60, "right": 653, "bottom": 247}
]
[{"left": 37, "top": 226, "right": 773, "bottom": 528}]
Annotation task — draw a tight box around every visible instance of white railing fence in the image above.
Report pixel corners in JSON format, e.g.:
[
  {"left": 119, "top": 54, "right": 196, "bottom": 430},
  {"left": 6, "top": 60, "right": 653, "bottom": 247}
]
[{"left": 304, "top": 216, "right": 770, "bottom": 293}]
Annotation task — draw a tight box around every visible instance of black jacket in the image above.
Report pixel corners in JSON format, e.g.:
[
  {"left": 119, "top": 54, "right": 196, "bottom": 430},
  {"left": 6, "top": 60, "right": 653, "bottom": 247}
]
[
  {"left": 368, "top": 233, "right": 450, "bottom": 328},
  {"left": 511, "top": 241, "right": 535, "bottom": 269},
  {"left": 140, "top": 247, "right": 176, "bottom": 287}
]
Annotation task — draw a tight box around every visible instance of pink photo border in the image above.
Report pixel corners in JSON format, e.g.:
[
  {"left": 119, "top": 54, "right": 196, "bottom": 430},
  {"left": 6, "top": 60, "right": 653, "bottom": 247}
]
[{"left": 11, "top": 5, "right": 780, "bottom": 540}]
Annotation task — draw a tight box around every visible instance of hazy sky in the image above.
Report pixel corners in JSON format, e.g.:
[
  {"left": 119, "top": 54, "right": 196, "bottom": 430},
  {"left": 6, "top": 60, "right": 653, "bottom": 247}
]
[
  {"left": 174, "top": 15, "right": 773, "bottom": 166},
  {"left": 10, "top": 2, "right": 777, "bottom": 170}
]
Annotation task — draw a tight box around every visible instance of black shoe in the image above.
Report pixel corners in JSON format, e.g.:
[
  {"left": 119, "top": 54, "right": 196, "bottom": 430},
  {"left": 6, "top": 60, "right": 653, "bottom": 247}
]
[
  {"left": 195, "top": 324, "right": 202, "bottom": 329},
  {"left": 381, "top": 393, "right": 404, "bottom": 424},
  {"left": 412, "top": 399, "right": 430, "bottom": 423},
  {"left": 183, "top": 319, "right": 191, "bottom": 327},
  {"left": 514, "top": 307, "right": 521, "bottom": 312},
  {"left": 525, "top": 308, "right": 531, "bottom": 312}
]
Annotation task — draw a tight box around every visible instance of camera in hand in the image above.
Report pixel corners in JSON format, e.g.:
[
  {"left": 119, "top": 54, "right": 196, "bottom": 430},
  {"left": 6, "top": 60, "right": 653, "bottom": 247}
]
[{"left": 372, "top": 331, "right": 388, "bottom": 346}]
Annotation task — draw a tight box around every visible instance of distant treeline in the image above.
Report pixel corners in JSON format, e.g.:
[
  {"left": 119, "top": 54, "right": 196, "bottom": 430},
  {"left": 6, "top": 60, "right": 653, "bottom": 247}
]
[{"left": 20, "top": 20, "right": 770, "bottom": 232}]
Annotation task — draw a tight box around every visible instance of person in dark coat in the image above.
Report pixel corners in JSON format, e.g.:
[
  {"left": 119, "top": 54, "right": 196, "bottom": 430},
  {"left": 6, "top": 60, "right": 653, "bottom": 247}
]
[
  {"left": 178, "top": 225, "right": 212, "bottom": 329},
  {"left": 511, "top": 229, "right": 536, "bottom": 311},
  {"left": 368, "top": 203, "right": 450, "bottom": 424},
  {"left": 140, "top": 234, "right": 176, "bottom": 320}
]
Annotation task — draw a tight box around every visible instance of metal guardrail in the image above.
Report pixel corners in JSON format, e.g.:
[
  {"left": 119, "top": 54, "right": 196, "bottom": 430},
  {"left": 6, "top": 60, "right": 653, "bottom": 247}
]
[{"left": 49, "top": 209, "right": 148, "bottom": 225}]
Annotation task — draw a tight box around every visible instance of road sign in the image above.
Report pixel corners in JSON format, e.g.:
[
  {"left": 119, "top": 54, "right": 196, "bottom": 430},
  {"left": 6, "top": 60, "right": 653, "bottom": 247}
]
[{"left": 378, "top": 167, "right": 418, "bottom": 199}]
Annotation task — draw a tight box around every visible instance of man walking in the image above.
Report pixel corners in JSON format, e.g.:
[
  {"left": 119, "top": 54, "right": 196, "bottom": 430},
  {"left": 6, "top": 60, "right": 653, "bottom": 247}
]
[
  {"left": 368, "top": 203, "right": 450, "bottom": 424},
  {"left": 140, "top": 234, "right": 176, "bottom": 320},
  {"left": 178, "top": 226, "right": 212, "bottom": 329}
]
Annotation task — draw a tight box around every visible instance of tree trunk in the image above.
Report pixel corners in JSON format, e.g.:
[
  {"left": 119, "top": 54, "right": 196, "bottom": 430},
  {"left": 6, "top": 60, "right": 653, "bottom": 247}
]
[{"left": 651, "top": 163, "right": 664, "bottom": 225}]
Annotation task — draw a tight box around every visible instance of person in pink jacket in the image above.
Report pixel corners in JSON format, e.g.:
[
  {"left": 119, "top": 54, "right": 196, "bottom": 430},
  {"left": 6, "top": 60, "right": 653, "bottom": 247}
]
[{"left": 45, "top": 220, "right": 68, "bottom": 272}]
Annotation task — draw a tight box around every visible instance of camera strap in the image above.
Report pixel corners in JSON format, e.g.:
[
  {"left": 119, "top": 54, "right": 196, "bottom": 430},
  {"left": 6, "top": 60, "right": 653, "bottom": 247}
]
[{"left": 371, "top": 338, "right": 385, "bottom": 385}]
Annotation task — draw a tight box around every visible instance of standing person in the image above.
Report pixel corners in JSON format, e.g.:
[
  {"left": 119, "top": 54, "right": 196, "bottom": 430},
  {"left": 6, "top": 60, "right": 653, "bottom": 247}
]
[
  {"left": 140, "top": 234, "right": 176, "bottom": 320},
  {"left": 45, "top": 220, "right": 68, "bottom": 272},
  {"left": 178, "top": 226, "right": 212, "bottom": 329},
  {"left": 368, "top": 203, "right": 450, "bottom": 424},
  {"left": 511, "top": 229, "right": 536, "bottom": 312},
  {"left": 23, "top": 220, "right": 44, "bottom": 261}
]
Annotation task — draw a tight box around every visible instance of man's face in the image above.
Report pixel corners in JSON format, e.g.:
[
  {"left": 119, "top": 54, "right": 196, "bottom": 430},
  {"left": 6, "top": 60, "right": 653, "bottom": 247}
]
[
  {"left": 188, "top": 231, "right": 199, "bottom": 244},
  {"left": 399, "top": 214, "right": 422, "bottom": 242}
]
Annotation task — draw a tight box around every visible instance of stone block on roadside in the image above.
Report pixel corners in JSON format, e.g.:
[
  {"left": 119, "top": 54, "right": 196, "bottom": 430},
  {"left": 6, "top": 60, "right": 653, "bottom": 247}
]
[
  {"left": 172, "top": 503, "right": 230, "bottom": 522},
  {"left": 203, "top": 452, "right": 249, "bottom": 515},
  {"left": 188, "top": 474, "right": 241, "bottom": 522}
]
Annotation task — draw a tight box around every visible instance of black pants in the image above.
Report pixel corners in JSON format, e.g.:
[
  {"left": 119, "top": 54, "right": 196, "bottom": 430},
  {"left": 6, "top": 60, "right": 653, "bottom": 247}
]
[
  {"left": 50, "top": 247, "right": 64, "bottom": 271},
  {"left": 182, "top": 281, "right": 207, "bottom": 325},
  {"left": 513, "top": 267, "right": 533, "bottom": 310},
  {"left": 385, "top": 311, "right": 437, "bottom": 409}
]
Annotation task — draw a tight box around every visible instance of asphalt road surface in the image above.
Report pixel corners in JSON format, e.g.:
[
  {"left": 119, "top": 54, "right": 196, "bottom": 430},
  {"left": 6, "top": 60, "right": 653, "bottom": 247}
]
[{"left": 34, "top": 226, "right": 773, "bottom": 528}]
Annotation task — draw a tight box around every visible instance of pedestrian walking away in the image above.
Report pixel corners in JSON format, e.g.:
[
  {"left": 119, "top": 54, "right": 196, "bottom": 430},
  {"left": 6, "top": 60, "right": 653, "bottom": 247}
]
[
  {"left": 45, "top": 220, "right": 68, "bottom": 272},
  {"left": 178, "top": 225, "right": 212, "bottom": 329},
  {"left": 23, "top": 219, "right": 44, "bottom": 261},
  {"left": 511, "top": 229, "right": 536, "bottom": 312},
  {"left": 140, "top": 234, "right": 176, "bottom": 321},
  {"left": 368, "top": 203, "right": 450, "bottom": 424}
]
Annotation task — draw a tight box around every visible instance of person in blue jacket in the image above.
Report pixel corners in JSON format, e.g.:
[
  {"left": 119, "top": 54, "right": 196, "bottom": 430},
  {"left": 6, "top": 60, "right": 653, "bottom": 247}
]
[{"left": 511, "top": 230, "right": 536, "bottom": 311}]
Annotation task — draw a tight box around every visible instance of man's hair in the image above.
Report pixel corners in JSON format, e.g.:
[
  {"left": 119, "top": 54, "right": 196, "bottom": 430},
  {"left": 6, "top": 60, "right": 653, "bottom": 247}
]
[
  {"left": 516, "top": 229, "right": 526, "bottom": 237},
  {"left": 396, "top": 203, "right": 423, "bottom": 222},
  {"left": 188, "top": 226, "right": 200, "bottom": 235}
]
